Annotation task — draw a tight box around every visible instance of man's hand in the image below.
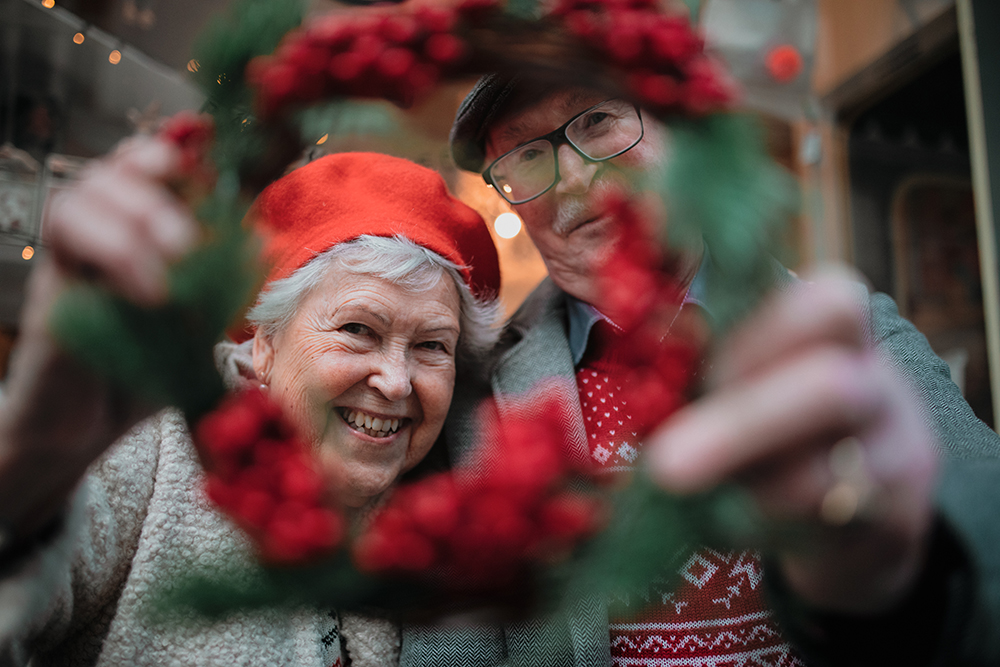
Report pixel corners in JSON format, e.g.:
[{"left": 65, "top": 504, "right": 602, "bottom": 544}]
[
  {"left": 0, "top": 135, "right": 200, "bottom": 540},
  {"left": 647, "top": 270, "right": 939, "bottom": 614}
]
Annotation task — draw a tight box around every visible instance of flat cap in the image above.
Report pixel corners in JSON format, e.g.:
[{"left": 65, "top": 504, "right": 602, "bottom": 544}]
[{"left": 449, "top": 74, "right": 524, "bottom": 173}]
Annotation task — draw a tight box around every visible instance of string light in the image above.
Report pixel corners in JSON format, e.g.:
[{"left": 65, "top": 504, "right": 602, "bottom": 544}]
[
  {"left": 73, "top": 32, "right": 85, "bottom": 44},
  {"left": 494, "top": 212, "right": 522, "bottom": 239},
  {"left": 41, "top": 0, "right": 54, "bottom": 8},
  {"left": 109, "top": 49, "right": 122, "bottom": 64},
  {"left": 21, "top": 246, "right": 34, "bottom": 261},
  {"left": 187, "top": 59, "right": 200, "bottom": 73},
  {"left": 316, "top": 134, "right": 328, "bottom": 145}
]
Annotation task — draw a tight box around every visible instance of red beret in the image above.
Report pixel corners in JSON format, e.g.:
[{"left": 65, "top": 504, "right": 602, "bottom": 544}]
[{"left": 232, "top": 152, "right": 500, "bottom": 342}]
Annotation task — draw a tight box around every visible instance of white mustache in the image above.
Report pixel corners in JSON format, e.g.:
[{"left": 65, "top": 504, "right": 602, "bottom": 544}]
[{"left": 552, "top": 178, "right": 629, "bottom": 235}]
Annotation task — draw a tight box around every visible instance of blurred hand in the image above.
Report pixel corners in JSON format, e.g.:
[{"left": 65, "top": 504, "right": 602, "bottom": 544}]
[
  {"left": 647, "top": 269, "right": 939, "bottom": 614},
  {"left": 0, "top": 135, "right": 200, "bottom": 539},
  {"left": 44, "top": 135, "right": 199, "bottom": 306}
]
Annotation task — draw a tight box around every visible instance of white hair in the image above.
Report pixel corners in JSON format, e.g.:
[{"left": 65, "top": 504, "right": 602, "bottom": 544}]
[{"left": 247, "top": 235, "right": 501, "bottom": 369}]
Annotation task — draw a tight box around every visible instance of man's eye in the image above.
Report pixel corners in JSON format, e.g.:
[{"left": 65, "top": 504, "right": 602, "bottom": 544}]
[
  {"left": 342, "top": 323, "right": 372, "bottom": 336},
  {"left": 517, "top": 148, "right": 543, "bottom": 163},
  {"left": 581, "top": 111, "right": 611, "bottom": 129}
]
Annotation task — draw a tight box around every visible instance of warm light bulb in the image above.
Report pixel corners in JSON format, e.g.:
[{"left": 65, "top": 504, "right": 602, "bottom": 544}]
[
  {"left": 316, "top": 134, "right": 328, "bottom": 145},
  {"left": 21, "top": 246, "right": 34, "bottom": 261},
  {"left": 73, "top": 32, "right": 85, "bottom": 44},
  {"left": 108, "top": 49, "right": 122, "bottom": 64},
  {"left": 41, "top": 0, "right": 55, "bottom": 8},
  {"left": 494, "top": 212, "right": 522, "bottom": 239}
]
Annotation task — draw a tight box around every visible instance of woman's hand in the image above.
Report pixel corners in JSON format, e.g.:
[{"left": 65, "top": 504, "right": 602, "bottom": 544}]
[
  {"left": 646, "top": 270, "right": 938, "bottom": 614},
  {"left": 0, "top": 135, "right": 200, "bottom": 542}
]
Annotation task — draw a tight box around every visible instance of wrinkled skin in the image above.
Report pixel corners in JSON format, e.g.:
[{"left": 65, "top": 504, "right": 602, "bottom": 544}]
[
  {"left": 253, "top": 272, "right": 460, "bottom": 508},
  {"left": 484, "top": 88, "right": 694, "bottom": 311}
]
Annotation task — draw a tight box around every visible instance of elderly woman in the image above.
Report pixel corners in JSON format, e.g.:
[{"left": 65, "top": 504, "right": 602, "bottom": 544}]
[{"left": 0, "top": 142, "right": 499, "bottom": 666}]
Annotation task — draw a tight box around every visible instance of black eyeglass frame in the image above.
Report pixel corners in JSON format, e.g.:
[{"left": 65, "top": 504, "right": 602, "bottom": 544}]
[{"left": 480, "top": 100, "right": 645, "bottom": 205}]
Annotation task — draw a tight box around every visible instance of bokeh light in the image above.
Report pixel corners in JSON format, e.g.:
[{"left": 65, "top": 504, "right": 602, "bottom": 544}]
[
  {"left": 22, "top": 246, "right": 34, "bottom": 261},
  {"left": 109, "top": 49, "right": 122, "bottom": 64},
  {"left": 494, "top": 212, "right": 522, "bottom": 239}
]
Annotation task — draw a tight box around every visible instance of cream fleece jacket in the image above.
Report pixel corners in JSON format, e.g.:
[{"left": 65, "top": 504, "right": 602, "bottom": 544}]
[{"left": 0, "top": 341, "right": 400, "bottom": 667}]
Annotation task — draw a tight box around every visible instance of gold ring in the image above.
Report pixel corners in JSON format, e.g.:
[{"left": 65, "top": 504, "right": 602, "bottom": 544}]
[{"left": 820, "top": 437, "right": 873, "bottom": 526}]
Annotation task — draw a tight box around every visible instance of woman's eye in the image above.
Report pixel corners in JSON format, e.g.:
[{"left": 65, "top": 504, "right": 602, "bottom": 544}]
[
  {"left": 418, "top": 340, "right": 448, "bottom": 352},
  {"left": 342, "top": 323, "right": 372, "bottom": 336}
]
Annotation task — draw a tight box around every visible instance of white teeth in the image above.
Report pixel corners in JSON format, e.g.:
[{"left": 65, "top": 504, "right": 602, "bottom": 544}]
[{"left": 342, "top": 409, "right": 402, "bottom": 435}]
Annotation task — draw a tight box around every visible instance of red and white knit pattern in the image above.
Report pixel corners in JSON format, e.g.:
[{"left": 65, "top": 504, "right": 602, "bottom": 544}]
[
  {"left": 608, "top": 548, "right": 805, "bottom": 667},
  {"left": 577, "top": 366, "right": 640, "bottom": 472},
  {"left": 575, "top": 331, "right": 806, "bottom": 667}
]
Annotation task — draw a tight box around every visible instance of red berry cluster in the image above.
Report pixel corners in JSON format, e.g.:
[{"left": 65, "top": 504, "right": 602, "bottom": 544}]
[
  {"left": 247, "top": 6, "right": 472, "bottom": 118},
  {"left": 159, "top": 111, "right": 215, "bottom": 172},
  {"left": 353, "top": 394, "right": 603, "bottom": 590},
  {"left": 552, "top": 0, "right": 736, "bottom": 115},
  {"left": 194, "top": 388, "right": 344, "bottom": 564},
  {"left": 158, "top": 111, "right": 217, "bottom": 203},
  {"left": 596, "top": 191, "right": 700, "bottom": 434}
]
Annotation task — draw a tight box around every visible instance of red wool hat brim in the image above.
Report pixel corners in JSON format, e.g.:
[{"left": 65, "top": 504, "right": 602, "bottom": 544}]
[{"left": 232, "top": 152, "right": 500, "bottom": 342}]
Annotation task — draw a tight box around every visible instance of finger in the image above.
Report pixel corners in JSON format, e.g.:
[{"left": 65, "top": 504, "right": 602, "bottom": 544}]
[
  {"left": 712, "top": 269, "right": 868, "bottom": 387},
  {"left": 108, "top": 135, "right": 183, "bottom": 182},
  {"left": 82, "top": 166, "right": 198, "bottom": 259},
  {"left": 648, "top": 348, "right": 886, "bottom": 493},
  {"left": 738, "top": 445, "right": 832, "bottom": 522},
  {"left": 46, "top": 195, "right": 171, "bottom": 305}
]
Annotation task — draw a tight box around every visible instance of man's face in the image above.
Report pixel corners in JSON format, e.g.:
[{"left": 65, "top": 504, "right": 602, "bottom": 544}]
[{"left": 484, "top": 88, "right": 667, "bottom": 307}]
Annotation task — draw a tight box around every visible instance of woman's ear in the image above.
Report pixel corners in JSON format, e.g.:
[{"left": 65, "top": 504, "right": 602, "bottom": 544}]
[{"left": 252, "top": 328, "right": 276, "bottom": 386}]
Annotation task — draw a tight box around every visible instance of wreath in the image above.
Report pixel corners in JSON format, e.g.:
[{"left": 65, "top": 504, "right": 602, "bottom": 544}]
[{"left": 48, "top": 0, "right": 798, "bottom": 622}]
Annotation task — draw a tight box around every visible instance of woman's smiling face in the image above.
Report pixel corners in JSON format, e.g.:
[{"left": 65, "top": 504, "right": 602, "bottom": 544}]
[{"left": 253, "top": 269, "right": 461, "bottom": 507}]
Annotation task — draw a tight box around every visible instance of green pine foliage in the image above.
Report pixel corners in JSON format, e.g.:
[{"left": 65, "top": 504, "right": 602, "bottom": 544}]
[
  {"left": 48, "top": 186, "right": 260, "bottom": 419},
  {"left": 664, "top": 114, "right": 799, "bottom": 331},
  {"left": 296, "top": 101, "right": 401, "bottom": 144},
  {"left": 47, "top": 1, "right": 299, "bottom": 419}
]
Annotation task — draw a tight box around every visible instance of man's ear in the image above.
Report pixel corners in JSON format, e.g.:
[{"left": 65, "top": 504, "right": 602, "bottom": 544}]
[{"left": 252, "top": 328, "right": 276, "bottom": 386}]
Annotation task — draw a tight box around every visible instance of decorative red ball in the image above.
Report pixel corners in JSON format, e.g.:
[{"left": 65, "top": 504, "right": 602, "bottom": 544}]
[{"left": 765, "top": 44, "right": 804, "bottom": 83}]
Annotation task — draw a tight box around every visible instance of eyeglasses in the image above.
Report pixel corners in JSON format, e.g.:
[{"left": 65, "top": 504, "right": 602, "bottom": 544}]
[{"left": 482, "top": 99, "right": 644, "bottom": 205}]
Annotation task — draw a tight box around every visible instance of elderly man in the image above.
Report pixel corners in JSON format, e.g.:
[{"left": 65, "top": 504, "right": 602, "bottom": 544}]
[{"left": 397, "top": 77, "right": 1000, "bottom": 666}]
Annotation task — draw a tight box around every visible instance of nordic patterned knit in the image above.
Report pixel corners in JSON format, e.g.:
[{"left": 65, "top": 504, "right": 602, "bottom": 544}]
[{"left": 575, "top": 322, "right": 806, "bottom": 667}]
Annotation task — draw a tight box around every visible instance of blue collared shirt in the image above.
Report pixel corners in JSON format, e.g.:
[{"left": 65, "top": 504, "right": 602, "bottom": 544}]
[{"left": 566, "top": 252, "right": 712, "bottom": 366}]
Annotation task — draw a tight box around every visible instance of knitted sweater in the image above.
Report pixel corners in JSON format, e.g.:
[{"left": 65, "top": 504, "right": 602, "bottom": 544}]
[{"left": 0, "top": 341, "right": 400, "bottom": 667}]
